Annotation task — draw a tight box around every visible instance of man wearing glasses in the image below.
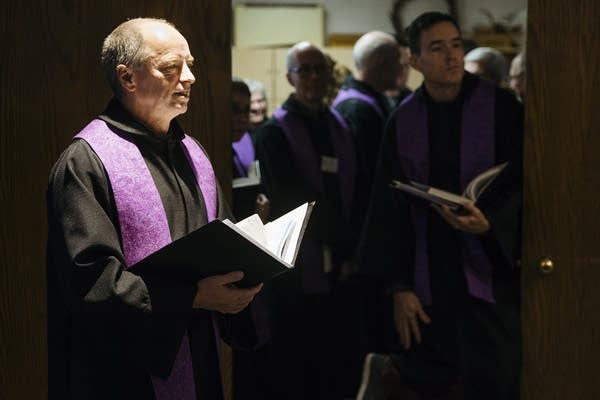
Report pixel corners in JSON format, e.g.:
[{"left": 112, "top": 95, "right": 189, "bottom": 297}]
[{"left": 254, "top": 41, "right": 358, "bottom": 399}]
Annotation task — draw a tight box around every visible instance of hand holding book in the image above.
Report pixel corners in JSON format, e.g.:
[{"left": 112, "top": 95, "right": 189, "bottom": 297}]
[
  {"left": 389, "top": 163, "right": 508, "bottom": 214},
  {"left": 130, "top": 202, "right": 315, "bottom": 287},
  {"left": 431, "top": 201, "right": 491, "bottom": 234}
]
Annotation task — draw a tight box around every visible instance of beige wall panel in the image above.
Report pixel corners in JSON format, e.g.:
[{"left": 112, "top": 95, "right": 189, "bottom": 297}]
[{"left": 234, "top": 5, "right": 325, "bottom": 47}]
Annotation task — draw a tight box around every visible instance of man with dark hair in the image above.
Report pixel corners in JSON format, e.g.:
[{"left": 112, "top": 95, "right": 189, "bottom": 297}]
[
  {"left": 359, "top": 11, "right": 523, "bottom": 400},
  {"left": 47, "top": 18, "right": 263, "bottom": 400}
]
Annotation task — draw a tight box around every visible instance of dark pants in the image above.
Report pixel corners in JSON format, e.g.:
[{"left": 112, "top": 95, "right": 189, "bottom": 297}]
[
  {"left": 266, "top": 292, "right": 348, "bottom": 400},
  {"left": 391, "top": 297, "right": 521, "bottom": 400},
  {"left": 232, "top": 343, "right": 274, "bottom": 400}
]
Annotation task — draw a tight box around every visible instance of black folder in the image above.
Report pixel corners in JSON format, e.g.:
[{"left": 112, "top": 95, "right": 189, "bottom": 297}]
[{"left": 129, "top": 203, "right": 313, "bottom": 288}]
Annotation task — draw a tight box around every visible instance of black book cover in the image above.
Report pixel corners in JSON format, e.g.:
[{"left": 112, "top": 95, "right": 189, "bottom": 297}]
[{"left": 130, "top": 202, "right": 314, "bottom": 288}]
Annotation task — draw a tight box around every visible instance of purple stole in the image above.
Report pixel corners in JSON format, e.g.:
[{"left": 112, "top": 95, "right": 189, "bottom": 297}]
[
  {"left": 332, "top": 87, "right": 385, "bottom": 120},
  {"left": 75, "top": 119, "right": 218, "bottom": 400},
  {"left": 232, "top": 132, "right": 255, "bottom": 177},
  {"left": 273, "top": 106, "right": 356, "bottom": 292},
  {"left": 394, "top": 80, "right": 497, "bottom": 305}
]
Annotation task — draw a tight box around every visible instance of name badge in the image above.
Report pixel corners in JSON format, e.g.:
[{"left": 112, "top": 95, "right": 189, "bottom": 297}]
[{"left": 320, "top": 156, "right": 338, "bottom": 174}]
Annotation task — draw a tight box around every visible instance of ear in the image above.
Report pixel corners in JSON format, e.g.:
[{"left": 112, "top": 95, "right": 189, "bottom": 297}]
[
  {"left": 116, "top": 64, "right": 136, "bottom": 93},
  {"left": 409, "top": 54, "right": 421, "bottom": 73},
  {"left": 286, "top": 72, "right": 294, "bottom": 88}
]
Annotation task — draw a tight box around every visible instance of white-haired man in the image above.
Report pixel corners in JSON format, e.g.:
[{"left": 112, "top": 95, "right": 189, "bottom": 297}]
[{"left": 47, "top": 18, "right": 262, "bottom": 400}]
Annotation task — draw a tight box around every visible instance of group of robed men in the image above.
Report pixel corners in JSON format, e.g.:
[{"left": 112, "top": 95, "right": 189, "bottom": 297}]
[{"left": 47, "top": 11, "right": 523, "bottom": 400}]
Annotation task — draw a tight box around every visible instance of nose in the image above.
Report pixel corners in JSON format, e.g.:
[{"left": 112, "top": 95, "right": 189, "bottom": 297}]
[{"left": 181, "top": 63, "right": 195, "bottom": 84}]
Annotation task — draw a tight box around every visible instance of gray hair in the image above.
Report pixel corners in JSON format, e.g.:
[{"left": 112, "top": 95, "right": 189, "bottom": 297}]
[
  {"left": 100, "top": 18, "right": 174, "bottom": 97},
  {"left": 464, "top": 47, "right": 507, "bottom": 84},
  {"left": 244, "top": 78, "right": 266, "bottom": 97},
  {"left": 353, "top": 31, "right": 398, "bottom": 72}
]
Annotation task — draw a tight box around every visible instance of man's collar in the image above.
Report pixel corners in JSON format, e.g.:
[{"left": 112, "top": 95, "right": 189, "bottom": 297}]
[
  {"left": 98, "top": 98, "right": 185, "bottom": 141},
  {"left": 344, "top": 77, "right": 382, "bottom": 98},
  {"left": 284, "top": 94, "right": 329, "bottom": 119},
  {"left": 416, "top": 72, "right": 479, "bottom": 104}
]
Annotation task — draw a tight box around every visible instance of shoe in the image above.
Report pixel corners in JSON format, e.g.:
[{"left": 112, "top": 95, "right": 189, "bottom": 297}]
[{"left": 355, "top": 353, "right": 394, "bottom": 400}]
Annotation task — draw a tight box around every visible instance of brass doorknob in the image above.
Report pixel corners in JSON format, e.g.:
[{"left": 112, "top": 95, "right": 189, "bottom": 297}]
[{"left": 538, "top": 257, "right": 555, "bottom": 275}]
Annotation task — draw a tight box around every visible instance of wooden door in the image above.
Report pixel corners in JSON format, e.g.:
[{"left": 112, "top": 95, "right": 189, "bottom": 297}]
[
  {"left": 0, "top": 2, "right": 231, "bottom": 399},
  {"left": 521, "top": 0, "right": 600, "bottom": 399}
]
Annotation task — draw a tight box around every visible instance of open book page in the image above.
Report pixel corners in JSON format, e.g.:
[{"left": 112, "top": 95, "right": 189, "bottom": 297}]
[
  {"left": 222, "top": 202, "right": 313, "bottom": 267},
  {"left": 390, "top": 180, "right": 467, "bottom": 210},
  {"left": 232, "top": 213, "right": 267, "bottom": 247},
  {"left": 390, "top": 163, "right": 509, "bottom": 211},
  {"left": 264, "top": 202, "right": 311, "bottom": 265},
  {"left": 463, "top": 162, "right": 507, "bottom": 200},
  {"left": 222, "top": 217, "right": 278, "bottom": 266}
]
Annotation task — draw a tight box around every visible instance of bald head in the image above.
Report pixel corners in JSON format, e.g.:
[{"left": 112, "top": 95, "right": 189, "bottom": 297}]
[
  {"left": 286, "top": 41, "right": 326, "bottom": 71},
  {"left": 353, "top": 31, "right": 398, "bottom": 72},
  {"left": 352, "top": 31, "right": 402, "bottom": 92},
  {"left": 101, "top": 18, "right": 179, "bottom": 97},
  {"left": 464, "top": 47, "right": 507, "bottom": 85}
]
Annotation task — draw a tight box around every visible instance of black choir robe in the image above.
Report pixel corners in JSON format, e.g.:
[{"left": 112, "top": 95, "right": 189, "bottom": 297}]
[
  {"left": 359, "top": 73, "right": 523, "bottom": 399},
  {"left": 47, "top": 99, "right": 255, "bottom": 400}
]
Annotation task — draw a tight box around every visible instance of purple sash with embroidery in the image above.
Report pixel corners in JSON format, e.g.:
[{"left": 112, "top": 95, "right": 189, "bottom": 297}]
[
  {"left": 75, "top": 119, "right": 218, "bottom": 400},
  {"left": 273, "top": 106, "right": 356, "bottom": 292},
  {"left": 394, "top": 80, "right": 497, "bottom": 305},
  {"left": 232, "top": 132, "right": 255, "bottom": 177},
  {"left": 332, "top": 87, "right": 385, "bottom": 120}
]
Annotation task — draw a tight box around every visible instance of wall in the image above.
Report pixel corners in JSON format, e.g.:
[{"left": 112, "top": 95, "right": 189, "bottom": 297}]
[{"left": 231, "top": 0, "right": 527, "bottom": 35}]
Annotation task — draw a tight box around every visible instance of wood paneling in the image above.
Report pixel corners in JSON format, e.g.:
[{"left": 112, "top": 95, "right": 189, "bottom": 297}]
[
  {"left": 0, "top": 2, "right": 231, "bottom": 399},
  {"left": 521, "top": 0, "right": 600, "bottom": 399}
]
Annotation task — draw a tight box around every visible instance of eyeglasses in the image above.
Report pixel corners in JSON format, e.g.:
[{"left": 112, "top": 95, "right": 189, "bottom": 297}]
[{"left": 289, "top": 63, "right": 330, "bottom": 77}]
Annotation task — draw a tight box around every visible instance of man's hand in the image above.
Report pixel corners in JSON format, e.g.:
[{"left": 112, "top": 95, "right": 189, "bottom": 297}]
[
  {"left": 393, "top": 291, "right": 431, "bottom": 350},
  {"left": 432, "top": 201, "right": 490, "bottom": 234},
  {"left": 193, "top": 271, "right": 263, "bottom": 314}
]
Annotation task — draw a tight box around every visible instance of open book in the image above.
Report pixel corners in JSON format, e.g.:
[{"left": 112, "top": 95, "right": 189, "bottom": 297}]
[
  {"left": 130, "top": 202, "right": 315, "bottom": 287},
  {"left": 390, "top": 163, "right": 507, "bottom": 213}
]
